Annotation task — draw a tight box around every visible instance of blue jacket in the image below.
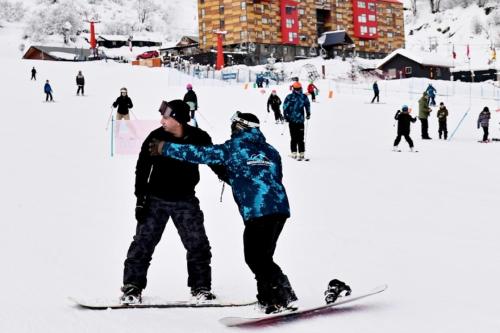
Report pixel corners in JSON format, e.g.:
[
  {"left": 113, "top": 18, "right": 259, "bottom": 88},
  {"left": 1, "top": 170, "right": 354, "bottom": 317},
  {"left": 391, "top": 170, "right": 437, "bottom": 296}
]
[
  {"left": 426, "top": 85, "right": 436, "bottom": 97},
  {"left": 283, "top": 91, "right": 310, "bottom": 124},
  {"left": 44, "top": 83, "right": 52, "bottom": 93},
  {"left": 161, "top": 128, "right": 290, "bottom": 222}
]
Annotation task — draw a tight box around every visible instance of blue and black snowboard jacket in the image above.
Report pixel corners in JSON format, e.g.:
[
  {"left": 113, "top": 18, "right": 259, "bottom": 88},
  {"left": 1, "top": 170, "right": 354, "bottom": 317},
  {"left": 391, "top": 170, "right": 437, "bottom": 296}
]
[
  {"left": 283, "top": 91, "right": 311, "bottom": 124},
  {"left": 160, "top": 127, "right": 291, "bottom": 222}
]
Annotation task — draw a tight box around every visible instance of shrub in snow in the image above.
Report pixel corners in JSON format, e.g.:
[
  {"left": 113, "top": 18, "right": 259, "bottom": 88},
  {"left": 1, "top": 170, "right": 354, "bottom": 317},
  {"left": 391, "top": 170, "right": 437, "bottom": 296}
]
[{"left": 0, "top": 1, "right": 25, "bottom": 22}]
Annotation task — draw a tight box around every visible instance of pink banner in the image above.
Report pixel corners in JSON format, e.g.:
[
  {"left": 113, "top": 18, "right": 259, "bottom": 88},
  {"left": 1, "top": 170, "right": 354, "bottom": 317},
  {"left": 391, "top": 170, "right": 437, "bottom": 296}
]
[{"left": 114, "top": 120, "right": 159, "bottom": 155}]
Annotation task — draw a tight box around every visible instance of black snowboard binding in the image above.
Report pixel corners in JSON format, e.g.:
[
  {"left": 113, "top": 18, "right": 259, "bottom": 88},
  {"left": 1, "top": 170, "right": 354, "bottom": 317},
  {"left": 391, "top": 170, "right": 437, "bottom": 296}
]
[
  {"left": 120, "top": 284, "right": 142, "bottom": 305},
  {"left": 324, "top": 279, "right": 351, "bottom": 304}
]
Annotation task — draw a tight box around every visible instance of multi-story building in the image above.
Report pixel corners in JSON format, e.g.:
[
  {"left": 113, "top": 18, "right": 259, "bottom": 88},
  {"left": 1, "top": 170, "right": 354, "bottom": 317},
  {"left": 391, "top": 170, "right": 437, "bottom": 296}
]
[{"left": 197, "top": 0, "right": 405, "bottom": 64}]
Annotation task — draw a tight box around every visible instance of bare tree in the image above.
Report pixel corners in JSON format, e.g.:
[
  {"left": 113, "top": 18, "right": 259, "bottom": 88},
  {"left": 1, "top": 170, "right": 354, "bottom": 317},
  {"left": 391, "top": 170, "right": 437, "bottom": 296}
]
[{"left": 134, "top": 0, "right": 157, "bottom": 25}]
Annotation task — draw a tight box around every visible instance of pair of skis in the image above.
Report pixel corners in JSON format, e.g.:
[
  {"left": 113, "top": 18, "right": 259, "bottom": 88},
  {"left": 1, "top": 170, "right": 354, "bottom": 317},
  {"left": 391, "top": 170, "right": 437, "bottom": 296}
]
[{"left": 70, "top": 284, "right": 387, "bottom": 327}]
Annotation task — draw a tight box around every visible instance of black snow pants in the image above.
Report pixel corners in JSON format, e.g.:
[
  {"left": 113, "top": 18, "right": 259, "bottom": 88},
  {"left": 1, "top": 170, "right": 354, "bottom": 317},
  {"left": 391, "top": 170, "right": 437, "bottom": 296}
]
[
  {"left": 123, "top": 196, "right": 212, "bottom": 291},
  {"left": 438, "top": 120, "right": 448, "bottom": 139},
  {"left": 45, "top": 92, "right": 53, "bottom": 101},
  {"left": 243, "top": 215, "right": 296, "bottom": 306},
  {"left": 77, "top": 85, "right": 84, "bottom": 95},
  {"left": 419, "top": 118, "right": 430, "bottom": 138},
  {"left": 271, "top": 106, "right": 283, "bottom": 122},
  {"left": 394, "top": 131, "right": 414, "bottom": 148},
  {"left": 482, "top": 126, "right": 489, "bottom": 142},
  {"left": 289, "top": 122, "right": 305, "bottom": 153}
]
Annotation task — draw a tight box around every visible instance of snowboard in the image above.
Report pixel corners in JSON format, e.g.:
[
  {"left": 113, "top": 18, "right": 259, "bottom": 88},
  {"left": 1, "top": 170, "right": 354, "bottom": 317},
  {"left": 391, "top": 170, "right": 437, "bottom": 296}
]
[
  {"left": 219, "top": 284, "right": 387, "bottom": 327},
  {"left": 69, "top": 296, "right": 256, "bottom": 310}
]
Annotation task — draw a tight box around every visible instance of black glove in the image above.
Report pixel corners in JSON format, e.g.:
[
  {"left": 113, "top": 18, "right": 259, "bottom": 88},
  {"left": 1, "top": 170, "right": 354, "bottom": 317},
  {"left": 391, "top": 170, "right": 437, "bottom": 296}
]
[
  {"left": 149, "top": 138, "right": 165, "bottom": 156},
  {"left": 135, "top": 196, "right": 148, "bottom": 223},
  {"left": 306, "top": 114, "right": 310, "bottom": 120}
]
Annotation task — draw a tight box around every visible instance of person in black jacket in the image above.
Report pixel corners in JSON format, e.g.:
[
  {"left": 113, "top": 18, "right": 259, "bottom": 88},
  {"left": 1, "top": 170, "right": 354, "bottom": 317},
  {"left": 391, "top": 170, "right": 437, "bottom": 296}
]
[
  {"left": 31, "top": 67, "right": 37, "bottom": 80},
  {"left": 76, "top": 70, "right": 85, "bottom": 96},
  {"left": 112, "top": 87, "right": 133, "bottom": 120},
  {"left": 121, "top": 99, "right": 225, "bottom": 305},
  {"left": 267, "top": 90, "right": 283, "bottom": 124},
  {"left": 183, "top": 83, "right": 198, "bottom": 121},
  {"left": 393, "top": 105, "right": 417, "bottom": 152}
]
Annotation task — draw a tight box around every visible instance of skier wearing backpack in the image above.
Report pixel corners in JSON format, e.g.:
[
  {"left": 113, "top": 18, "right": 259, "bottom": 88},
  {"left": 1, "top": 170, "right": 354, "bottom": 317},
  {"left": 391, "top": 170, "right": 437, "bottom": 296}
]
[
  {"left": 148, "top": 111, "right": 298, "bottom": 314},
  {"left": 393, "top": 105, "right": 417, "bottom": 152}
]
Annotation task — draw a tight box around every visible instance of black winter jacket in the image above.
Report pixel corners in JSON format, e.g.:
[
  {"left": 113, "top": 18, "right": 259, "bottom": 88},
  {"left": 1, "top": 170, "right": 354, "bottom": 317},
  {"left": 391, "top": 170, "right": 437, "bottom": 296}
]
[
  {"left": 135, "top": 125, "right": 225, "bottom": 201},
  {"left": 183, "top": 90, "right": 198, "bottom": 111},
  {"left": 76, "top": 75, "right": 85, "bottom": 86},
  {"left": 267, "top": 94, "right": 282, "bottom": 111},
  {"left": 395, "top": 111, "right": 417, "bottom": 134},
  {"left": 113, "top": 95, "right": 133, "bottom": 115}
]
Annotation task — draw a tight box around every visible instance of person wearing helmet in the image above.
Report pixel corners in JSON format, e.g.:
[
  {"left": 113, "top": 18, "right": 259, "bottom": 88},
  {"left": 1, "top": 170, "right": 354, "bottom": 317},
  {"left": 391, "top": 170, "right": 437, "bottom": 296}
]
[
  {"left": 283, "top": 81, "right": 311, "bottom": 160},
  {"left": 267, "top": 90, "right": 283, "bottom": 124},
  {"left": 393, "top": 105, "right": 417, "bottom": 152},
  {"left": 436, "top": 102, "right": 448, "bottom": 140},
  {"left": 183, "top": 83, "right": 198, "bottom": 124},
  {"left": 112, "top": 87, "right": 133, "bottom": 120},
  {"left": 148, "top": 111, "right": 297, "bottom": 314},
  {"left": 76, "top": 70, "right": 85, "bottom": 96},
  {"left": 121, "top": 100, "right": 226, "bottom": 305}
]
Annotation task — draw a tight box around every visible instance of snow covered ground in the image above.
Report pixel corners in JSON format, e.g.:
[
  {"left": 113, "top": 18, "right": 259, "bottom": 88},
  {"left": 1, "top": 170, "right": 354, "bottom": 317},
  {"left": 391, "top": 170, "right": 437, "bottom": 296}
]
[{"left": 1, "top": 50, "right": 500, "bottom": 333}]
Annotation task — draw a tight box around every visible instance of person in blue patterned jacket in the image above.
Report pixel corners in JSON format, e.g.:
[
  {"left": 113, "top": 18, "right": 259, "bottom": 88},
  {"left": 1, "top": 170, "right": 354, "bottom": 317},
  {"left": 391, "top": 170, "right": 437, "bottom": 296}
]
[
  {"left": 283, "top": 81, "right": 311, "bottom": 160},
  {"left": 149, "top": 111, "right": 297, "bottom": 314}
]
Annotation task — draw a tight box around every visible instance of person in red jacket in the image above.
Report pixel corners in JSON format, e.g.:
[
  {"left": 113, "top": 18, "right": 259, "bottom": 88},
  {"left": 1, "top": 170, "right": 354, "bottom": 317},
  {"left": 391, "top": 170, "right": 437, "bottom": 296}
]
[{"left": 307, "top": 81, "right": 318, "bottom": 102}]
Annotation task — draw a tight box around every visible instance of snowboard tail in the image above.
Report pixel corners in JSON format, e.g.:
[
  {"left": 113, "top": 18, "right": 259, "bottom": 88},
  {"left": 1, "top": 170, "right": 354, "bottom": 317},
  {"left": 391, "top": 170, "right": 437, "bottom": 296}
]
[{"left": 219, "top": 284, "right": 387, "bottom": 327}]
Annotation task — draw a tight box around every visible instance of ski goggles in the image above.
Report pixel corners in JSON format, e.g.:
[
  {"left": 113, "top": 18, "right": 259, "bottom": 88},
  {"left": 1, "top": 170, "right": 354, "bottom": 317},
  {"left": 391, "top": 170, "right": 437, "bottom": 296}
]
[
  {"left": 159, "top": 101, "right": 173, "bottom": 118},
  {"left": 230, "top": 111, "right": 259, "bottom": 128}
]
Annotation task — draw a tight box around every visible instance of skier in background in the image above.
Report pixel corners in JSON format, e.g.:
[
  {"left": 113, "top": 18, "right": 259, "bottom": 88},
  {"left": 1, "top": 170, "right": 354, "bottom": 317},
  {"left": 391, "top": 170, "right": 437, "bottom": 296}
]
[
  {"left": 148, "top": 111, "right": 298, "bottom": 314},
  {"left": 183, "top": 83, "right": 198, "bottom": 125},
  {"left": 112, "top": 87, "right": 133, "bottom": 120},
  {"left": 121, "top": 100, "right": 224, "bottom": 305},
  {"left": 370, "top": 81, "right": 380, "bottom": 103},
  {"left": 436, "top": 102, "right": 448, "bottom": 140},
  {"left": 31, "top": 67, "right": 37, "bottom": 80},
  {"left": 283, "top": 81, "right": 311, "bottom": 160},
  {"left": 307, "top": 81, "right": 318, "bottom": 102},
  {"left": 76, "top": 70, "right": 85, "bottom": 96},
  {"left": 393, "top": 105, "right": 417, "bottom": 152},
  {"left": 477, "top": 106, "right": 491, "bottom": 142},
  {"left": 267, "top": 90, "right": 283, "bottom": 124},
  {"left": 426, "top": 84, "right": 437, "bottom": 106},
  {"left": 44, "top": 80, "right": 53, "bottom": 102}
]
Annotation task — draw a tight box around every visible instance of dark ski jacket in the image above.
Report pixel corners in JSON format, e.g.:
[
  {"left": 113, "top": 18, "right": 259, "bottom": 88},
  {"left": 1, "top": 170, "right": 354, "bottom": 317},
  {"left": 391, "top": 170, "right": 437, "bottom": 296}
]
[
  {"left": 283, "top": 91, "right": 310, "bottom": 124},
  {"left": 373, "top": 82, "right": 379, "bottom": 93},
  {"left": 113, "top": 95, "right": 133, "bottom": 115},
  {"left": 395, "top": 111, "right": 417, "bottom": 134},
  {"left": 76, "top": 74, "right": 85, "bottom": 86},
  {"left": 183, "top": 90, "right": 198, "bottom": 111},
  {"left": 477, "top": 110, "right": 491, "bottom": 128},
  {"left": 44, "top": 83, "right": 52, "bottom": 93},
  {"left": 426, "top": 85, "right": 437, "bottom": 97},
  {"left": 160, "top": 127, "right": 290, "bottom": 222},
  {"left": 136, "top": 125, "right": 224, "bottom": 201},
  {"left": 31, "top": 68, "right": 36, "bottom": 75},
  {"left": 418, "top": 96, "right": 431, "bottom": 119},
  {"left": 267, "top": 94, "right": 282, "bottom": 112},
  {"left": 437, "top": 107, "right": 448, "bottom": 120}
]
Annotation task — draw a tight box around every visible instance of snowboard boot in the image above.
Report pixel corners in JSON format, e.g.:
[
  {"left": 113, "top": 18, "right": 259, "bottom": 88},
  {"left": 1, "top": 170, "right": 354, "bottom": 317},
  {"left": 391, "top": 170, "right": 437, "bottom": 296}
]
[
  {"left": 191, "top": 287, "right": 216, "bottom": 302},
  {"left": 410, "top": 147, "right": 414, "bottom": 152},
  {"left": 298, "top": 152, "right": 305, "bottom": 161},
  {"left": 120, "top": 284, "right": 142, "bottom": 305},
  {"left": 290, "top": 152, "right": 297, "bottom": 159},
  {"left": 324, "top": 279, "right": 351, "bottom": 304}
]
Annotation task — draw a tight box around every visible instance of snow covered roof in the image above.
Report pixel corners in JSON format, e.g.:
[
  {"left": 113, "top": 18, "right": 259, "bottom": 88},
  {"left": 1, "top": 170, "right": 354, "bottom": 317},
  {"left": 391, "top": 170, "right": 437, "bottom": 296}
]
[
  {"left": 377, "top": 49, "right": 455, "bottom": 69},
  {"left": 318, "top": 30, "right": 354, "bottom": 47}
]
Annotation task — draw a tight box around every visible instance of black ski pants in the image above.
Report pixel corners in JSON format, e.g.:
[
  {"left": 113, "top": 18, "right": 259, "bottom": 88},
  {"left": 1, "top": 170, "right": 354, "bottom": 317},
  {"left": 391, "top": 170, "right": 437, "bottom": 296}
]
[
  {"left": 419, "top": 117, "right": 430, "bottom": 138},
  {"left": 45, "top": 92, "right": 53, "bottom": 101},
  {"left": 289, "top": 122, "right": 305, "bottom": 153},
  {"left": 438, "top": 120, "right": 448, "bottom": 139},
  {"left": 310, "top": 91, "right": 316, "bottom": 102},
  {"left": 123, "top": 196, "right": 212, "bottom": 291},
  {"left": 244, "top": 215, "right": 296, "bottom": 305},
  {"left": 31, "top": 74, "right": 36, "bottom": 80},
  {"left": 77, "top": 85, "right": 84, "bottom": 95},
  {"left": 371, "top": 92, "right": 379, "bottom": 103},
  {"left": 482, "top": 126, "right": 489, "bottom": 141},
  {"left": 271, "top": 106, "right": 283, "bottom": 122},
  {"left": 394, "top": 132, "right": 414, "bottom": 148}
]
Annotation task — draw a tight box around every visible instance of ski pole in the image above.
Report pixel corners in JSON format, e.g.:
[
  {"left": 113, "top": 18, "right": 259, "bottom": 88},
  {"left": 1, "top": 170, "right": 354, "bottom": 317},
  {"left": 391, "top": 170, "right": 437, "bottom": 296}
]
[
  {"left": 196, "top": 109, "right": 214, "bottom": 130},
  {"left": 130, "top": 109, "right": 139, "bottom": 120},
  {"left": 105, "top": 106, "right": 115, "bottom": 130}
]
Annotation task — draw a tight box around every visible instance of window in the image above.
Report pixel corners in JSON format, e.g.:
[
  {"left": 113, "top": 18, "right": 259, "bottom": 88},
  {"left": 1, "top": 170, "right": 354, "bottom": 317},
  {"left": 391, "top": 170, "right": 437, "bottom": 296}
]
[
  {"left": 387, "top": 32, "right": 393, "bottom": 38},
  {"left": 240, "top": 30, "right": 248, "bottom": 40},
  {"left": 202, "top": 22, "right": 206, "bottom": 31},
  {"left": 300, "top": 35, "right": 308, "bottom": 41},
  {"left": 336, "top": 13, "right": 342, "bottom": 20},
  {"left": 358, "top": 14, "right": 366, "bottom": 23},
  {"left": 201, "top": 8, "right": 205, "bottom": 17},
  {"left": 299, "top": 20, "right": 302, "bottom": 29},
  {"left": 288, "top": 32, "right": 297, "bottom": 42},
  {"left": 369, "top": 27, "right": 377, "bottom": 35},
  {"left": 202, "top": 36, "right": 206, "bottom": 44},
  {"left": 285, "top": 6, "right": 295, "bottom": 14},
  {"left": 219, "top": 20, "right": 224, "bottom": 29},
  {"left": 405, "top": 67, "right": 412, "bottom": 74},
  {"left": 262, "top": 17, "right": 268, "bottom": 24},
  {"left": 357, "top": 1, "right": 366, "bottom": 8},
  {"left": 368, "top": 14, "right": 376, "bottom": 21},
  {"left": 368, "top": 2, "right": 375, "bottom": 11},
  {"left": 241, "top": 2, "right": 246, "bottom": 10},
  {"left": 219, "top": 5, "right": 224, "bottom": 15},
  {"left": 387, "top": 17, "right": 393, "bottom": 25},
  {"left": 359, "top": 40, "right": 365, "bottom": 46},
  {"left": 286, "top": 18, "right": 294, "bottom": 28},
  {"left": 386, "top": 7, "right": 393, "bottom": 13},
  {"left": 388, "top": 42, "right": 392, "bottom": 50},
  {"left": 337, "top": 24, "right": 344, "bottom": 30},
  {"left": 240, "top": 15, "right": 247, "bottom": 22},
  {"left": 299, "top": 9, "right": 305, "bottom": 15},
  {"left": 360, "top": 26, "right": 368, "bottom": 34}
]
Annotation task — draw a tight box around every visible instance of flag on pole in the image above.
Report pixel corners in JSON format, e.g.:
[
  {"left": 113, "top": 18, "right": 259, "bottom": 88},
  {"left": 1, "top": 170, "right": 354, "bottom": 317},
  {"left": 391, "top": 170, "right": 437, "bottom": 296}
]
[
  {"left": 466, "top": 44, "right": 470, "bottom": 59},
  {"left": 452, "top": 44, "right": 456, "bottom": 59}
]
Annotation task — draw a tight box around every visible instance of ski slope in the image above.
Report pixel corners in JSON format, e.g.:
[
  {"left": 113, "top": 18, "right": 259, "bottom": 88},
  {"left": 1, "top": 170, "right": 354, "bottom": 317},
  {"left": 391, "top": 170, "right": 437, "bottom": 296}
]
[{"left": 1, "top": 55, "right": 500, "bottom": 333}]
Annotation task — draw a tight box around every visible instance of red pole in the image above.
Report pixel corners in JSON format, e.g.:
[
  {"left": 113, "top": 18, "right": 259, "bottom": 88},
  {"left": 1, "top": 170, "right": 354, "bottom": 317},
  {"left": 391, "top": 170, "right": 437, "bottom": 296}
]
[
  {"left": 214, "top": 30, "right": 227, "bottom": 70},
  {"left": 90, "top": 21, "right": 97, "bottom": 49}
]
